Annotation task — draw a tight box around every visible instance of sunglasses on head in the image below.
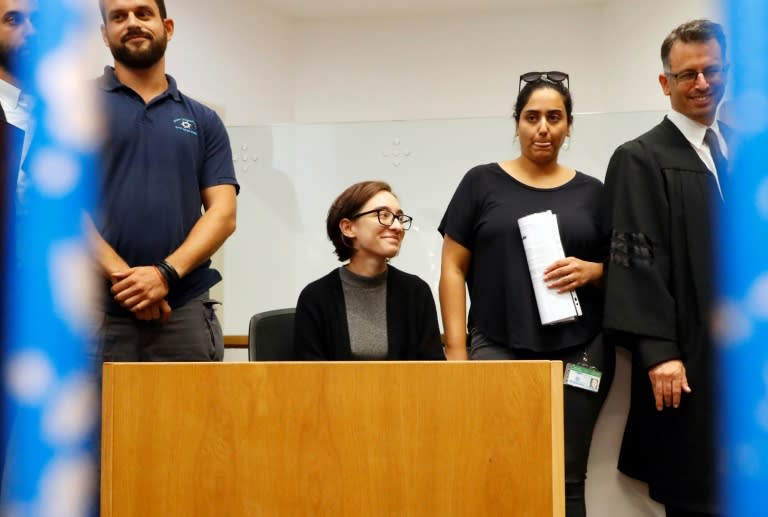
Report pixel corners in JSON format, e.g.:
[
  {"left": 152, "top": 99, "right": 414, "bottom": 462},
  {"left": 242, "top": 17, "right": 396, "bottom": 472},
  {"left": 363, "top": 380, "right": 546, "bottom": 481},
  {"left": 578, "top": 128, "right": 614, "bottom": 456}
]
[{"left": 518, "top": 71, "right": 569, "bottom": 93}]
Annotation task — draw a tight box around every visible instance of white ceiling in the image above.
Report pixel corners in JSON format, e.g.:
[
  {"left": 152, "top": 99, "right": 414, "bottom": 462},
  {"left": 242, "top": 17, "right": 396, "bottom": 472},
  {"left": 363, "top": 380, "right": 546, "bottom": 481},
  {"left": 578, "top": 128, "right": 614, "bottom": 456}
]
[{"left": 257, "top": 0, "right": 608, "bottom": 19}]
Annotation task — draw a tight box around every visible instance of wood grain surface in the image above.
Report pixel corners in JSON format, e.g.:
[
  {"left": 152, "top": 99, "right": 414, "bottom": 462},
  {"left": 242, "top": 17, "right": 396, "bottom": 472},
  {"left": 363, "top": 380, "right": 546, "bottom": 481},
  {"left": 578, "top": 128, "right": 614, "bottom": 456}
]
[{"left": 101, "top": 361, "right": 564, "bottom": 516}]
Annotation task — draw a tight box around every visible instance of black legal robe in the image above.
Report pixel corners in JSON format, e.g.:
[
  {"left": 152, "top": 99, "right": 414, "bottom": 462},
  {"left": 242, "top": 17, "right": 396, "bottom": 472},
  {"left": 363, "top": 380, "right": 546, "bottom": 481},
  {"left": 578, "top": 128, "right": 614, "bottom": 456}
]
[
  {"left": 1, "top": 102, "right": 24, "bottom": 490},
  {"left": 1, "top": 102, "right": 23, "bottom": 294},
  {"left": 603, "top": 117, "right": 721, "bottom": 513}
]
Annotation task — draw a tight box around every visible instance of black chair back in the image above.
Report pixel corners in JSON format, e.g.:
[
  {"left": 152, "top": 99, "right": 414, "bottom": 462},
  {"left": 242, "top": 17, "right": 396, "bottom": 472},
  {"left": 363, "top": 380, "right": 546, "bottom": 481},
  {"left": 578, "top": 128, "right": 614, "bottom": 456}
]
[{"left": 248, "top": 308, "right": 296, "bottom": 361}]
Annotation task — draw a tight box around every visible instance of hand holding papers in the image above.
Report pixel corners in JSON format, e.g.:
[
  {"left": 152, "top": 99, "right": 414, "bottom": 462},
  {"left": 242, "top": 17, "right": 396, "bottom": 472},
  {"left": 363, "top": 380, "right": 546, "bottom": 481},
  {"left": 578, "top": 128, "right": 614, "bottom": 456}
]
[{"left": 518, "top": 211, "right": 582, "bottom": 325}]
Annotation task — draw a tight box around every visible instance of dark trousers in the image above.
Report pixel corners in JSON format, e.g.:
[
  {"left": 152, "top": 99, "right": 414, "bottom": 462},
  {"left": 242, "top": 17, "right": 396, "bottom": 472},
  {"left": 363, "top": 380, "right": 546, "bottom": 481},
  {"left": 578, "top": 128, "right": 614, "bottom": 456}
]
[
  {"left": 470, "top": 329, "right": 615, "bottom": 517},
  {"left": 99, "top": 293, "right": 224, "bottom": 362}
]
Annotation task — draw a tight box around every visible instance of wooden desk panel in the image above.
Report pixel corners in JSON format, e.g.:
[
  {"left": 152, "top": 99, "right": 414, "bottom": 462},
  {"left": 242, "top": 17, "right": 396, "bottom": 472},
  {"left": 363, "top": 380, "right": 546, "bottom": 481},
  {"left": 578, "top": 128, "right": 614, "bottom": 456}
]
[{"left": 102, "top": 361, "right": 564, "bottom": 516}]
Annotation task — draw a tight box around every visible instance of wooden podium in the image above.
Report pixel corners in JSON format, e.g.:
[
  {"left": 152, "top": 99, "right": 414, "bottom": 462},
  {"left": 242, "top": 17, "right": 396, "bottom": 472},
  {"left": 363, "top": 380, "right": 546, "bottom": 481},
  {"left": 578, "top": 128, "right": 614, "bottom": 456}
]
[{"left": 101, "top": 361, "right": 564, "bottom": 516}]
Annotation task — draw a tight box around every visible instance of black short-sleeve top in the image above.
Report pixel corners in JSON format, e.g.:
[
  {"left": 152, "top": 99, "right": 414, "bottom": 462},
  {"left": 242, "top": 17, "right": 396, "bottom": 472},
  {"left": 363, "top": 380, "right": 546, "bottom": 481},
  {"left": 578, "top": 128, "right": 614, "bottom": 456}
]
[{"left": 438, "top": 163, "right": 607, "bottom": 352}]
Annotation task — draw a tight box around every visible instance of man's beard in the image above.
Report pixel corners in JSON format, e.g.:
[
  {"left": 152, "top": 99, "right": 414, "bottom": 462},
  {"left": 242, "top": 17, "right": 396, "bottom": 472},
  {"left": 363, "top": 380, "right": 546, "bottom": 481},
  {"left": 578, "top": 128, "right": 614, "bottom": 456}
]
[
  {"left": 0, "top": 41, "right": 28, "bottom": 77},
  {"left": 109, "top": 29, "right": 167, "bottom": 69}
]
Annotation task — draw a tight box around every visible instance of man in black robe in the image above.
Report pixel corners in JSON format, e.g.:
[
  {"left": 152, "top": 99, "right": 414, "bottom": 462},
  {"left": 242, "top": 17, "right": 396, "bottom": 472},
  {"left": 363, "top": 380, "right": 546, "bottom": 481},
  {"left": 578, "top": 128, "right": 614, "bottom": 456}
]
[{"left": 603, "top": 19, "right": 728, "bottom": 517}]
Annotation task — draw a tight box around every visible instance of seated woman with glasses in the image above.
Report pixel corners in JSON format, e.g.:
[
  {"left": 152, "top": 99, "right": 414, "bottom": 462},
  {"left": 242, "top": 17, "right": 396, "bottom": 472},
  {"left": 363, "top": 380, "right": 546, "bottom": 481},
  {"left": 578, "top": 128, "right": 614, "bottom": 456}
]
[
  {"left": 438, "top": 72, "right": 613, "bottom": 517},
  {"left": 294, "top": 180, "right": 444, "bottom": 361}
]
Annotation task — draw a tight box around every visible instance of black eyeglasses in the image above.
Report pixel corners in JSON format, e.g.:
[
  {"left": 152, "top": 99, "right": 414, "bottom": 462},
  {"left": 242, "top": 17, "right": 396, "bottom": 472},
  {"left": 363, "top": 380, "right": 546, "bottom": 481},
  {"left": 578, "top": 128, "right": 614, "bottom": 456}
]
[
  {"left": 352, "top": 209, "right": 413, "bottom": 230},
  {"left": 519, "top": 71, "right": 569, "bottom": 93},
  {"left": 665, "top": 65, "right": 728, "bottom": 85}
]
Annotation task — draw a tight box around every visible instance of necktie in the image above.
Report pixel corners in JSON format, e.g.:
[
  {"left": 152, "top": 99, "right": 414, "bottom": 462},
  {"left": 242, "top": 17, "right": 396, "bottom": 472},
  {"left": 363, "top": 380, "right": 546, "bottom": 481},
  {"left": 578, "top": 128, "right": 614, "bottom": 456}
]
[{"left": 704, "top": 128, "right": 728, "bottom": 198}]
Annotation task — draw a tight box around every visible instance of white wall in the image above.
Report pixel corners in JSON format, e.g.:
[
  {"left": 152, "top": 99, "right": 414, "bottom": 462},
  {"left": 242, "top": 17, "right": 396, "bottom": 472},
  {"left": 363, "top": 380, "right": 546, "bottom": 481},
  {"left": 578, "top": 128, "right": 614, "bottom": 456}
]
[
  {"left": 167, "top": 4, "right": 295, "bottom": 125},
  {"left": 87, "top": 2, "right": 296, "bottom": 125},
  {"left": 293, "top": 0, "right": 720, "bottom": 123},
  {"left": 293, "top": 7, "right": 606, "bottom": 122},
  {"left": 87, "top": 0, "right": 719, "bottom": 125},
  {"left": 599, "top": 0, "right": 723, "bottom": 113}
]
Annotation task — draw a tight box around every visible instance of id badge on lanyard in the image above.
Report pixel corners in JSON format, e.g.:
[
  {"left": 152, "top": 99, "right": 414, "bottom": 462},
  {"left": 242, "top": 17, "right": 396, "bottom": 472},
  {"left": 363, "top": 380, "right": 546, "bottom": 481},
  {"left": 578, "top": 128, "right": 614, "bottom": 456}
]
[{"left": 564, "top": 348, "right": 602, "bottom": 393}]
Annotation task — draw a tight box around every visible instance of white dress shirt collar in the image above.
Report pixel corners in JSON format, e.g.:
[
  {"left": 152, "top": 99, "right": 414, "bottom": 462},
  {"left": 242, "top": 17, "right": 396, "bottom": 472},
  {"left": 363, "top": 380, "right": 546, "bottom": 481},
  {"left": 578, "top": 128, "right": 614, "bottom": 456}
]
[
  {"left": 0, "top": 78, "right": 22, "bottom": 111},
  {"left": 666, "top": 108, "right": 726, "bottom": 154},
  {"left": 666, "top": 108, "right": 727, "bottom": 199}
]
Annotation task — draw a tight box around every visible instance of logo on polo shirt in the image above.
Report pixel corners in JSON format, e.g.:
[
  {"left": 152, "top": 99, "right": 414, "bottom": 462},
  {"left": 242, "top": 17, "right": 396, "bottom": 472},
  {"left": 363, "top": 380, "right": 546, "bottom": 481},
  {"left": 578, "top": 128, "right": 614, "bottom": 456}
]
[{"left": 174, "top": 118, "right": 198, "bottom": 136}]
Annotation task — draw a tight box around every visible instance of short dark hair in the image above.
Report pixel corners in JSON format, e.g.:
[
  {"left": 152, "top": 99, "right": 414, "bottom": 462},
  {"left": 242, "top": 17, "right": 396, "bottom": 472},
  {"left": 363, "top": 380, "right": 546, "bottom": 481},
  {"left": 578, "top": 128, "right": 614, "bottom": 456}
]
[
  {"left": 99, "top": 0, "right": 168, "bottom": 22},
  {"left": 661, "top": 19, "right": 726, "bottom": 70},
  {"left": 513, "top": 80, "right": 573, "bottom": 125},
  {"left": 327, "top": 181, "right": 393, "bottom": 262}
]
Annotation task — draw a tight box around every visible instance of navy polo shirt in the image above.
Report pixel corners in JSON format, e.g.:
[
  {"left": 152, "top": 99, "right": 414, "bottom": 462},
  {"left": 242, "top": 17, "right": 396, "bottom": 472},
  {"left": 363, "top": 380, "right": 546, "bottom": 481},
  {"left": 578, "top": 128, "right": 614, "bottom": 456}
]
[{"left": 97, "top": 67, "right": 239, "bottom": 316}]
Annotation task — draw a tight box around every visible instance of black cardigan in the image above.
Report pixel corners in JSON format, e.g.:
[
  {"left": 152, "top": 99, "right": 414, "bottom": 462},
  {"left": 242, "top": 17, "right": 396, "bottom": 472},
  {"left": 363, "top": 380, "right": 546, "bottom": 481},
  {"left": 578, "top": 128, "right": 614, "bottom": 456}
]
[{"left": 293, "top": 266, "right": 444, "bottom": 360}]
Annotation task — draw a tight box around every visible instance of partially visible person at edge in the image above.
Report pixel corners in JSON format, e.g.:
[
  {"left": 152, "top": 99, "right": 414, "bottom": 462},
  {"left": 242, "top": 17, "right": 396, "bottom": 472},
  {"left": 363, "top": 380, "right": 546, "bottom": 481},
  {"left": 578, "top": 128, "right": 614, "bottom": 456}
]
[
  {"left": 602, "top": 19, "right": 730, "bottom": 517},
  {"left": 294, "top": 181, "right": 444, "bottom": 361},
  {"left": 0, "top": 0, "right": 36, "bottom": 492},
  {"left": 438, "top": 72, "right": 613, "bottom": 517},
  {"left": 0, "top": 0, "right": 35, "bottom": 202},
  {"left": 91, "top": 0, "right": 238, "bottom": 362}
]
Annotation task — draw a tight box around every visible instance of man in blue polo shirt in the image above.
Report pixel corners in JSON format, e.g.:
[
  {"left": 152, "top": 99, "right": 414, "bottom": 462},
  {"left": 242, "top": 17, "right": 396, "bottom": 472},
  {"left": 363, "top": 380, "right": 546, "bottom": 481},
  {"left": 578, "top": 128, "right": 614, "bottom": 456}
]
[{"left": 91, "top": 0, "right": 238, "bottom": 361}]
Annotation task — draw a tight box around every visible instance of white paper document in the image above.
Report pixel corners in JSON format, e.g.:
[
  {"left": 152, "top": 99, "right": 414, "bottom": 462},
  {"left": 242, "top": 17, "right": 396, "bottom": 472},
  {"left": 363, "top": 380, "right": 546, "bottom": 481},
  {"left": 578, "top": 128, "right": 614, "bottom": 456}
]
[{"left": 518, "top": 210, "right": 582, "bottom": 325}]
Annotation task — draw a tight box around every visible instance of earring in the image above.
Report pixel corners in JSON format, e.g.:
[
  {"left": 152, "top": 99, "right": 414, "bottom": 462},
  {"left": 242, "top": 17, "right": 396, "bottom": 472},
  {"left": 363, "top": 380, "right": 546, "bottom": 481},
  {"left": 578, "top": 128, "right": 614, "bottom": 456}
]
[{"left": 561, "top": 135, "right": 571, "bottom": 151}]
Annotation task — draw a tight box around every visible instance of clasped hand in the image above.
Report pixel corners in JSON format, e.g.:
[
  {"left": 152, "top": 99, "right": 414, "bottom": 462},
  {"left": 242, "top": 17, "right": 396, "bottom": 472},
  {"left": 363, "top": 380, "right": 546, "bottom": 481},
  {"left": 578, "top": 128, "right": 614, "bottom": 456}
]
[{"left": 111, "top": 266, "right": 172, "bottom": 322}]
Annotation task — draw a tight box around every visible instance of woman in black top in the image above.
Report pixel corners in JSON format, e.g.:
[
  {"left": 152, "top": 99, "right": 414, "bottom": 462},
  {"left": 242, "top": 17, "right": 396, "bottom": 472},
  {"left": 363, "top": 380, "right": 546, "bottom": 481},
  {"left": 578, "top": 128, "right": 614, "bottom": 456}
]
[
  {"left": 438, "top": 73, "right": 614, "bottom": 517},
  {"left": 294, "top": 181, "right": 444, "bottom": 361}
]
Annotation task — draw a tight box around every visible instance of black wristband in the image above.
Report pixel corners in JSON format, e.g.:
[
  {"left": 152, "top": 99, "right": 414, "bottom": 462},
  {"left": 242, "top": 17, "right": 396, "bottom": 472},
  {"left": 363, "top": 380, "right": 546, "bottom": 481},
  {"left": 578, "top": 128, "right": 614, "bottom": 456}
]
[{"left": 155, "top": 260, "right": 180, "bottom": 287}]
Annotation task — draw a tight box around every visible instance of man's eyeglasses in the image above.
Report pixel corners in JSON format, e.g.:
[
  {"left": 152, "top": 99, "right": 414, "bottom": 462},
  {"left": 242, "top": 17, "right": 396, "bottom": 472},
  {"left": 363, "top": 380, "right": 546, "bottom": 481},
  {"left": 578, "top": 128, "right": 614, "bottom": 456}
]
[
  {"left": 519, "top": 71, "right": 569, "bottom": 93},
  {"left": 352, "top": 209, "right": 413, "bottom": 230},
  {"left": 665, "top": 65, "right": 728, "bottom": 85}
]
